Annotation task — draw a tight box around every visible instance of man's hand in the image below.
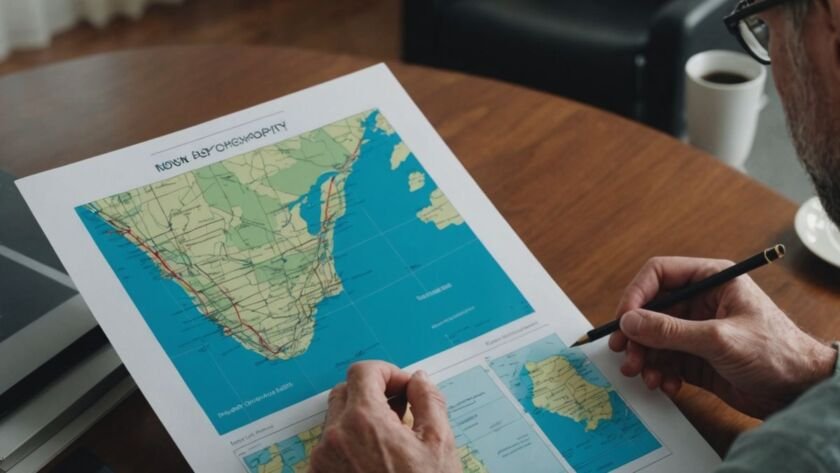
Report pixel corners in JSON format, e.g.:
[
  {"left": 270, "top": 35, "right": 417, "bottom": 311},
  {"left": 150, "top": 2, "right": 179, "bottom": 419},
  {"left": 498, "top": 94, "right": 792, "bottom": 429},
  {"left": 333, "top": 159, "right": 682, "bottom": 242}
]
[
  {"left": 609, "top": 257, "right": 837, "bottom": 419},
  {"left": 310, "top": 361, "right": 460, "bottom": 473}
]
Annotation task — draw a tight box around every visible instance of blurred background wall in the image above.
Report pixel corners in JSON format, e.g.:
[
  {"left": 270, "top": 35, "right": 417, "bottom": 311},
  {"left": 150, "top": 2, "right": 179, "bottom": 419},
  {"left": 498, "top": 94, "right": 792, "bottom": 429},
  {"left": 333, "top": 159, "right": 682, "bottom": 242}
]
[
  {"left": 0, "top": 0, "right": 400, "bottom": 77},
  {"left": 0, "top": 0, "right": 813, "bottom": 204}
]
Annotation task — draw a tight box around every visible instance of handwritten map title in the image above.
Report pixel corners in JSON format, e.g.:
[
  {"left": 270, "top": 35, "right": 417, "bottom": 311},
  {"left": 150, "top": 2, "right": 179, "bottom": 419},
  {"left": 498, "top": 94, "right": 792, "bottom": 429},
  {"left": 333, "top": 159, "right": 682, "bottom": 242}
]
[{"left": 153, "top": 121, "right": 287, "bottom": 173}]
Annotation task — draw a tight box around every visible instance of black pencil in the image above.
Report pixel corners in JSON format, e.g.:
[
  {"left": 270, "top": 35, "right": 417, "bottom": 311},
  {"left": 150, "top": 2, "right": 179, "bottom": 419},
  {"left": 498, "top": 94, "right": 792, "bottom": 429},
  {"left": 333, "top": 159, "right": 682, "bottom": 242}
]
[{"left": 570, "top": 244, "right": 786, "bottom": 347}]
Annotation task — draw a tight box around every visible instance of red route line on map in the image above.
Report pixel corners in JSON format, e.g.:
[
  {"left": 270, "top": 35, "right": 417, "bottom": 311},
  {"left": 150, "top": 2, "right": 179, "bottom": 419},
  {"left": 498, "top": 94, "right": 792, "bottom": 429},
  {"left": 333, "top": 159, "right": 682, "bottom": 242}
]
[
  {"left": 102, "top": 216, "right": 282, "bottom": 355},
  {"left": 296, "top": 130, "right": 364, "bottom": 304},
  {"left": 321, "top": 133, "right": 363, "bottom": 228},
  {"left": 97, "top": 130, "right": 366, "bottom": 357}
]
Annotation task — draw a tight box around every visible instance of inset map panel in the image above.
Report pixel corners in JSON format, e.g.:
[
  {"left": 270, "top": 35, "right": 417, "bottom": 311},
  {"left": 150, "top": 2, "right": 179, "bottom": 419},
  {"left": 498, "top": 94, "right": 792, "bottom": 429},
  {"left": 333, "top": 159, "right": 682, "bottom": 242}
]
[
  {"left": 489, "top": 334, "right": 660, "bottom": 473},
  {"left": 240, "top": 366, "right": 567, "bottom": 473},
  {"left": 441, "top": 366, "right": 567, "bottom": 472},
  {"left": 243, "top": 425, "right": 321, "bottom": 473}
]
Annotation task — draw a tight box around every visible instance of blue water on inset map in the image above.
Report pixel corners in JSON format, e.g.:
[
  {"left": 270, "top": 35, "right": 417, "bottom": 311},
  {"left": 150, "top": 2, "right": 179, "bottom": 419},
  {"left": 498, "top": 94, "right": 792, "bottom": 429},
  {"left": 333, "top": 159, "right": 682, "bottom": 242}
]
[
  {"left": 440, "top": 366, "right": 568, "bottom": 473},
  {"left": 489, "top": 334, "right": 661, "bottom": 473},
  {"left": 76, "top": 109, "right": 533, "bottom": 434},
  {"left": 243, "top": 433, "right": 309, "bottom": 473}
]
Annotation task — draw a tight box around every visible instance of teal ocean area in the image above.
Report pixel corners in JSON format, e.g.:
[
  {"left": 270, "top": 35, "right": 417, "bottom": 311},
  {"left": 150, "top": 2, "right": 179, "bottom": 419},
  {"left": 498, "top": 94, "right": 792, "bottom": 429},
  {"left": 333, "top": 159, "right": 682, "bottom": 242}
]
[
  {"left": 76, "top": 110, "right": 533, "bottom": 434},
  {"left": 489, "top": 334, "right": 661, "bottom": 473}
]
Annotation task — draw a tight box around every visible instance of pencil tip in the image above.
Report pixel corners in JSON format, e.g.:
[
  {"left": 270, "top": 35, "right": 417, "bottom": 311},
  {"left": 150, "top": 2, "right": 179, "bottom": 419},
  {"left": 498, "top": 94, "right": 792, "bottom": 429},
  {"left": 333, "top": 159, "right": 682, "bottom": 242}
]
[{"left": 570, "top": 335, "right": 589, "bottom": 348}]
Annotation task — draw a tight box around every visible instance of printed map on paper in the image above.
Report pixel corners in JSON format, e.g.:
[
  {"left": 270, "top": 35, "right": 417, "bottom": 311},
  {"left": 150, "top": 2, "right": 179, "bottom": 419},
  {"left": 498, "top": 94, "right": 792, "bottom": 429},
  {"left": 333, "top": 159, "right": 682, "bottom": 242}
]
[
  {"left": 242, "top": 366, "right": 567, "bottom": 473},
  {"left": 76, "top": 109, "right": 533, "bottom": 433}
]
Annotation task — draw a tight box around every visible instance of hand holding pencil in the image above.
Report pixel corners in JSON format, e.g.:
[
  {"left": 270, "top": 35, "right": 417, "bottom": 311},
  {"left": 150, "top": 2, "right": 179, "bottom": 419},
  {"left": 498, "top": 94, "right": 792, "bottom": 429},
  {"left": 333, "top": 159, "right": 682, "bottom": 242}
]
[
  {"left": 573, "top": 246, "right": 786, "bottom": 347},
  {"left": 604, "top": 250, "right": 837, "bottom": 420}
]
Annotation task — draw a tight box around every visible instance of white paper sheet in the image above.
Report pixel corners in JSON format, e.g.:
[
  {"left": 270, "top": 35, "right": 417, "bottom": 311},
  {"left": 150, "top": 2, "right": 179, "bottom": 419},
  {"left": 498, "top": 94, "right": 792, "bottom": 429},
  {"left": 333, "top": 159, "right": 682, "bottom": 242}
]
[{"left": 17, "top": 64, "right": 720, "bottom": 472}]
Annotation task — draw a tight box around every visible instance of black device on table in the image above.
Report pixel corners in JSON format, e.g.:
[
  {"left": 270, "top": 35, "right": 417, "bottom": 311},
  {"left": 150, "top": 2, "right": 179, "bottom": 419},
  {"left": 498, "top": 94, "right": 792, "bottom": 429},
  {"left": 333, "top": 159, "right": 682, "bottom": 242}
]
[{"left": 0, "top": 169, "right": 109, "bottom": 419}]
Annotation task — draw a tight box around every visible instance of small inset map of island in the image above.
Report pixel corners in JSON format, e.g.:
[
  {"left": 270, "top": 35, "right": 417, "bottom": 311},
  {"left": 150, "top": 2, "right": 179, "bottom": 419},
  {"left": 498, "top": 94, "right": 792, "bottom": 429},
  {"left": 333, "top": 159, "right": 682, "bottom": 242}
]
[
  {"left": 240, "top": 366, "right": 566, "bottom": 473},
  {"left": 76, "top": 109, "right": 533, "bottom": 434},
  {"left": 489, "top": 335, "right": 661, "bottom": 473},
  {"left": 243, "top": 425, "right": 321, "bottom": 473}
]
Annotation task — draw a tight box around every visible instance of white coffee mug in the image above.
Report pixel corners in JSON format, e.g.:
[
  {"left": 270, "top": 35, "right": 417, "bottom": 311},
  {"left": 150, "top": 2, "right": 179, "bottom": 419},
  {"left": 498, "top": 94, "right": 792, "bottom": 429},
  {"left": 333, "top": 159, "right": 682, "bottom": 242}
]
[{"left": 684, "top": 50, "right": 767, "bottom": 170}]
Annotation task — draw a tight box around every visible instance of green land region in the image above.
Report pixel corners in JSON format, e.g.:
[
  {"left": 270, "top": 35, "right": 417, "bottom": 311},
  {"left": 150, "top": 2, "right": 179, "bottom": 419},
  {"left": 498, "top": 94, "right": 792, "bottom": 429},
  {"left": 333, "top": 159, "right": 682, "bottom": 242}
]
[
  {"left": 526, "top": 355, "right": 613, "bottom": 431},
  {"left": 458, "top": 445, "right": 491, "bottom": 473},
  {"left": 86, "top": 108, "right": 466, "bottom": 364},
  {"left": 86, "top": 112, "right": 369, "bottom": 360}
]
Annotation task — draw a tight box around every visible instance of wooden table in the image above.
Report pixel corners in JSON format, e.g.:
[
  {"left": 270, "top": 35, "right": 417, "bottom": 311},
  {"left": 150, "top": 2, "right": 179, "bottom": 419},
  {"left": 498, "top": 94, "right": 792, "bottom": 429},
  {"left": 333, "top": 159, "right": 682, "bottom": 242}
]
[{"left": 2, "top": 46, "right": 839, "bottom": 472}]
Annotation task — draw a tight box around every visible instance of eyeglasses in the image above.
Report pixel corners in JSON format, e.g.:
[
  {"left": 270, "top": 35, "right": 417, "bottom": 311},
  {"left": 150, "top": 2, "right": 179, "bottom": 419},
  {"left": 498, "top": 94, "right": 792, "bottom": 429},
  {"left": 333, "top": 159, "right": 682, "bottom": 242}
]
[{"left": 724, "top": 0, "right": 793, "bottom": 64}]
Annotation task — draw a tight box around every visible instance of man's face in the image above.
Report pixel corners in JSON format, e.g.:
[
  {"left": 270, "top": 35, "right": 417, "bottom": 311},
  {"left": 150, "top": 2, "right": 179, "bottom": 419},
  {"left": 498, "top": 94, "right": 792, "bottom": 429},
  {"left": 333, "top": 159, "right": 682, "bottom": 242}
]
[{"left": 763, "top": 3, "right": 840, "bottom": 225}]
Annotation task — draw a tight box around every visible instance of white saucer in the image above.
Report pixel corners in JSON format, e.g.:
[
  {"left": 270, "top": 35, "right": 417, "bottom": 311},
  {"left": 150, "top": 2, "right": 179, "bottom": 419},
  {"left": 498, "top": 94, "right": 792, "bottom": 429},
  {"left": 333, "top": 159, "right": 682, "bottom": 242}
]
[{"left": 794, "top": 196, "right": 840, "bottom": 268}]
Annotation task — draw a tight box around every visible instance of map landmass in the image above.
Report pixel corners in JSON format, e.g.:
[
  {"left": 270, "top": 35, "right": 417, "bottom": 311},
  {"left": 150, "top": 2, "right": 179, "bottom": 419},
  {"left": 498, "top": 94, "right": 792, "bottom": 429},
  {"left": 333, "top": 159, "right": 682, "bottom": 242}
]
[
  {"left": 252, "top": 444, "right": 282, "bottom": 473},
  {"left": 408, "top": 171, "right": 426, "bottom": 192},
  {"left": 375, "top": 113, "right": 395, "bottom": 135},
  {"left": 458, "top": 445, "right": 491, "bottom": 473},
  {"left": 80, "top": 108, "right": 534, "bottom": 434},
  {"left": 490, "top": 335, "right": 661, "bottom": 473},
  {"left": 526, "top": 355, "right": 612, "bottom": 431},
  {"left": 390, "top": 142, "right": 410, "bottom": 170},
  {"left": 417, "top": 188, "right": 465, "bottom": 230},
  {"left": 84, "top": 113, "right": 367, "bottom": 360},
  {"left": 293, "top": 426, "right": 322, "bottom": 472},
  {"left": 244, "top": 423, "right": 491, "bottom": 472}
]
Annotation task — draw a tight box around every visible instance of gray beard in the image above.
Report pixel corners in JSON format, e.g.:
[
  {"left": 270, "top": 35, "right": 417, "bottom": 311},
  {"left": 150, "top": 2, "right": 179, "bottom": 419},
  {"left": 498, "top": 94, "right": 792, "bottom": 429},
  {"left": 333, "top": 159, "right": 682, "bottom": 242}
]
[{"left": 782, "top": 32, "right": 840, "bottom": 226}]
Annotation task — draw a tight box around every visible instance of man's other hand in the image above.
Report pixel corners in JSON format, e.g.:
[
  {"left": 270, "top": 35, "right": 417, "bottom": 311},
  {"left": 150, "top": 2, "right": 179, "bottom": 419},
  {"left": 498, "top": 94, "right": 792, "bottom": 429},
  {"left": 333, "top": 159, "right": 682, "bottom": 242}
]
[
  {"left": 609, "top": 256, "right": 837, "bottom": 418},
  {"left": 310, "top": 361, "right": 460, "bottom": 473}
]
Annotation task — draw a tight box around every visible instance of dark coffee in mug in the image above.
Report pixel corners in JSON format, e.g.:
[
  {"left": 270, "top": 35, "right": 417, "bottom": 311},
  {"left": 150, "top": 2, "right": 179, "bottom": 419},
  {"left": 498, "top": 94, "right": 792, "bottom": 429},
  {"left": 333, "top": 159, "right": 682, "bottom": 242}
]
[{"left": 701, "top": 71, "right": 751, "bottom": 84}]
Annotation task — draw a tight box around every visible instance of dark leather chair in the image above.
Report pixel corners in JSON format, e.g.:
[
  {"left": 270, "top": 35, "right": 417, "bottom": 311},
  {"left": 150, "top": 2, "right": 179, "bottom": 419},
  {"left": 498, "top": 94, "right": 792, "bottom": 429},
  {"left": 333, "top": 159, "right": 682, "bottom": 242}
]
[{"left": 402, "top": 0, "right": 740, "bottom": 135}]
